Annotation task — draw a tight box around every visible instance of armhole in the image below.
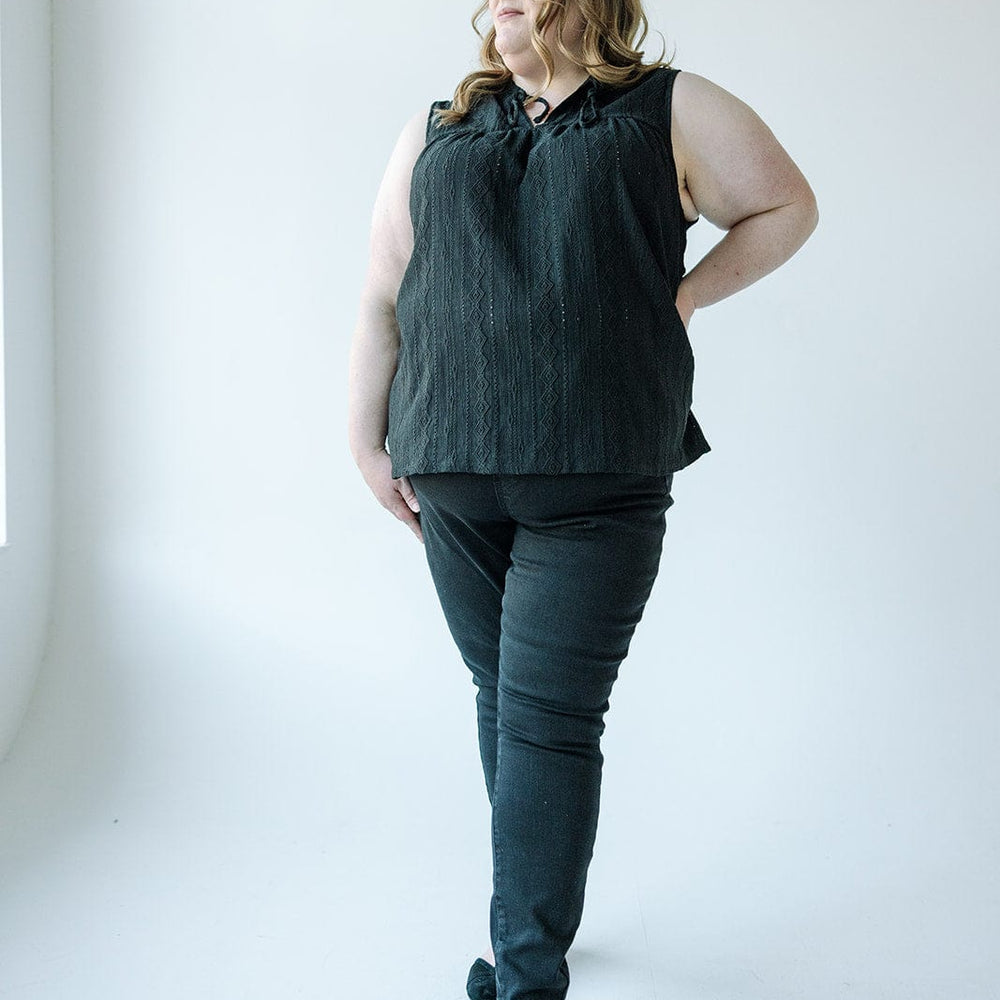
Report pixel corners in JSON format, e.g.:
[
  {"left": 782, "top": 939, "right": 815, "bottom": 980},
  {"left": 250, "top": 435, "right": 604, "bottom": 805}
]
[
  {"left": 664, "top": 66, "right": 680, "bottom": 134},
  {"left": 426, "top": 99, "right": 450, "bottom": 141}
]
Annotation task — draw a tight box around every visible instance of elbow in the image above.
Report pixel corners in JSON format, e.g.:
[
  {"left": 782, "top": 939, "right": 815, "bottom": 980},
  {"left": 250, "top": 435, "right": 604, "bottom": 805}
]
[
  {"left": 805, "top": 197, "right": 820, "bottom": 233},
  {"left": 798, "top": 185, "right": 820, "bottom": 232}
]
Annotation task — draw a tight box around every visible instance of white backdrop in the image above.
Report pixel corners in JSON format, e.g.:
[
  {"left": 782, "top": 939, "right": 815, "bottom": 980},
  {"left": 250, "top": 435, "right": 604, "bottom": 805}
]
[
  {"left": 0, "top": 1, "right": 997, "bottom": 998},
  {"left": 0, "top": 0, "right": 55, "bottom": 765}
]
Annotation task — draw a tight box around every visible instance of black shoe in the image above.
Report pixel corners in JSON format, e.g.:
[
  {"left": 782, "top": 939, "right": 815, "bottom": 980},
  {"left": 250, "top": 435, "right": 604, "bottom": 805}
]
[{"left": 466, "top": 957, "right": 497, "bottom": 1000}]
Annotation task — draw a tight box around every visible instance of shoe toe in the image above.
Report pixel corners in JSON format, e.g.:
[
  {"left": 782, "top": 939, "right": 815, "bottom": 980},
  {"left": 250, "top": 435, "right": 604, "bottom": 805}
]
[{"left": 466, "top": 957, "right": 497, "bottom": 1000}]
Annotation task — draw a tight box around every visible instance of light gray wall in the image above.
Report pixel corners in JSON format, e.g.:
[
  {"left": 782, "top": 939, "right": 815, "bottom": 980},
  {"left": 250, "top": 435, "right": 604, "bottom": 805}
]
[
  {"left": 0, "top": 0, "right": 55, "bottom": 758},
  {"left": 0, "top": 1, "right": 997, "bottom": 996}
]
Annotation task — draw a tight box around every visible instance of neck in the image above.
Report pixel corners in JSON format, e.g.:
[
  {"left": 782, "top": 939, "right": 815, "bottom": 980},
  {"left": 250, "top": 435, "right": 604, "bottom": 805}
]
[{"left": 506, "top": 61, "right": 591, "bottom": 101}]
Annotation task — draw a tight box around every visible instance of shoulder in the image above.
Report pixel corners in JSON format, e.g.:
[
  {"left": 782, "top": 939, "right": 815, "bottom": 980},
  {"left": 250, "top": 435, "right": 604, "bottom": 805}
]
[
  {"left": 375, "top": 106, "right": 434, "bottom": 215},
  {"left": 670, "top": 69, "right": 746, "bottom": 108},
  {"left": 380, "top": 106, "right": 434, "bottom": 182},
  {"left": 402, "top": 106, "right": 432, "bottom": 148},
  {"left": 669, "top": 70, "right": 817, "bottom": 230},
  {"left": 669, "top": 69, "right": 777, "bottom": 170},
  {"left": 670, "top": 70, "right": 768, "bottom": 149}
]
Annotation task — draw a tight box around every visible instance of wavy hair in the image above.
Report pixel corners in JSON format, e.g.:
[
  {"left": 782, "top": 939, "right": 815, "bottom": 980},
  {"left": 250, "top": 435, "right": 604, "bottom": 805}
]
[{"left": 433, "top": 0, "right": 675, "bottom": 129}]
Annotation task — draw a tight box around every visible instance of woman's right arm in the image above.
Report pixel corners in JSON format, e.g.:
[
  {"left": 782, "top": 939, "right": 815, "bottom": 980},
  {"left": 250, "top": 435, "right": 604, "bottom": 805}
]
[{"left": 347, "top": 108, "right": 429, "bottom": 543}]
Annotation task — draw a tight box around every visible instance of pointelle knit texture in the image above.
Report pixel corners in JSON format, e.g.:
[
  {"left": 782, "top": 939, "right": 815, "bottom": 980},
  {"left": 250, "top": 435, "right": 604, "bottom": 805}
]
[{"left": 387, "top": 64, "right": 712, "bottom": 478}]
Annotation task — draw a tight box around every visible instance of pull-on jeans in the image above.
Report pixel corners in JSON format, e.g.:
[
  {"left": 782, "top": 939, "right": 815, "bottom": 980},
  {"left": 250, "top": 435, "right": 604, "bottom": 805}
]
[{"left": 407, "top": 471, "right": 675, "bottom": 1000}]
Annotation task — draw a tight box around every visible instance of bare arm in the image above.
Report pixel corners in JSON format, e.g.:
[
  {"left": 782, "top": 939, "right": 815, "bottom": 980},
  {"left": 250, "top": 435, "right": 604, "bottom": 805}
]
[
  {"left": 347, "top": 107, "right": 428, "bottom": 541},
  {"left": 671, "top": 71, "right": 819, "bottom": 327}
]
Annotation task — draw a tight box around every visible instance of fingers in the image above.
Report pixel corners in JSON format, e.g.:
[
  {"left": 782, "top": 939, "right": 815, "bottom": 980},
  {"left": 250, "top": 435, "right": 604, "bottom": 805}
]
[
  {"left": 394, "top": 503, "right": 423, "bottom": 544},
  {"left": 359, "top": 450, "right": 425, "bottom": 543},
  {"left": 403, "top": 510, "right": 423, "bottom": 544},
  {"left": 396, "top": 475, "right": 421, "bottom": 514},
  {"left": 390, "top": 476, "right": 424, "bottom": 544}
]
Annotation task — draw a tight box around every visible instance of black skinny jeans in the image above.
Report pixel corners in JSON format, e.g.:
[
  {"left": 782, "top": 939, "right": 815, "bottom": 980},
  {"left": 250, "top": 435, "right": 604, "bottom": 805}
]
[{"left": 408, "top": 471, "right": 675, "bottom": 1000}]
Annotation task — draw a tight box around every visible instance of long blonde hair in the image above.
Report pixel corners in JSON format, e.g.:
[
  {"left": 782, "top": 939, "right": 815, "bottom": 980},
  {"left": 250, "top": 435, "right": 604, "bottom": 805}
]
[{"left": 433, "top": 0, "right": 675, "bottom": 129}]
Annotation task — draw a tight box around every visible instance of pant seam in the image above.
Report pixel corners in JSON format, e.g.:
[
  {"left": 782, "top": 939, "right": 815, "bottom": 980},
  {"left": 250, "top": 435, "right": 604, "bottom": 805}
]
[{"left": 491, "top": 475, "right": 511, "bottom": 518}]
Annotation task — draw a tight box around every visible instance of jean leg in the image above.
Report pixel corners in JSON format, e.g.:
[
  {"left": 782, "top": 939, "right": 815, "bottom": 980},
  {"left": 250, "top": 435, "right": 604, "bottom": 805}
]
[
  {"left": 408, "top": 473, "right": 515, "bottom": 805},
  {"left": 489, "top": 473, "right": 673, "bottom": 1000}
]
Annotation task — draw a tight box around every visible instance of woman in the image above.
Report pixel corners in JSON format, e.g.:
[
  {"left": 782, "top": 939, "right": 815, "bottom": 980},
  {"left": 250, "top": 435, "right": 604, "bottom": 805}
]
[{"left": 347, "top": 1, "right": 818, "bottom": 998}]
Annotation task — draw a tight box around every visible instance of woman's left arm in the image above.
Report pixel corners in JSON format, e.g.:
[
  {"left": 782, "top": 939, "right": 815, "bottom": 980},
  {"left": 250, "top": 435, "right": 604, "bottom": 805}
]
[{"left": 672, "top": 71, "right": 820, "bottom": 329}]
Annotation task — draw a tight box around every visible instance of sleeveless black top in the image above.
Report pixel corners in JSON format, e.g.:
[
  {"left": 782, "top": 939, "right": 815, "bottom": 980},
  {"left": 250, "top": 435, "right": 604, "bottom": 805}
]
[{"left": 387, "top": 65, "right": 711, "bottom": 478}]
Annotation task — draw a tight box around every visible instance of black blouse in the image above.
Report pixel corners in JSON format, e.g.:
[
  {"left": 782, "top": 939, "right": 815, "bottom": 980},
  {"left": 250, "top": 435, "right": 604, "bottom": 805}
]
[{"left": 387, "top": 65, "right": 711, "bottom": 477}]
